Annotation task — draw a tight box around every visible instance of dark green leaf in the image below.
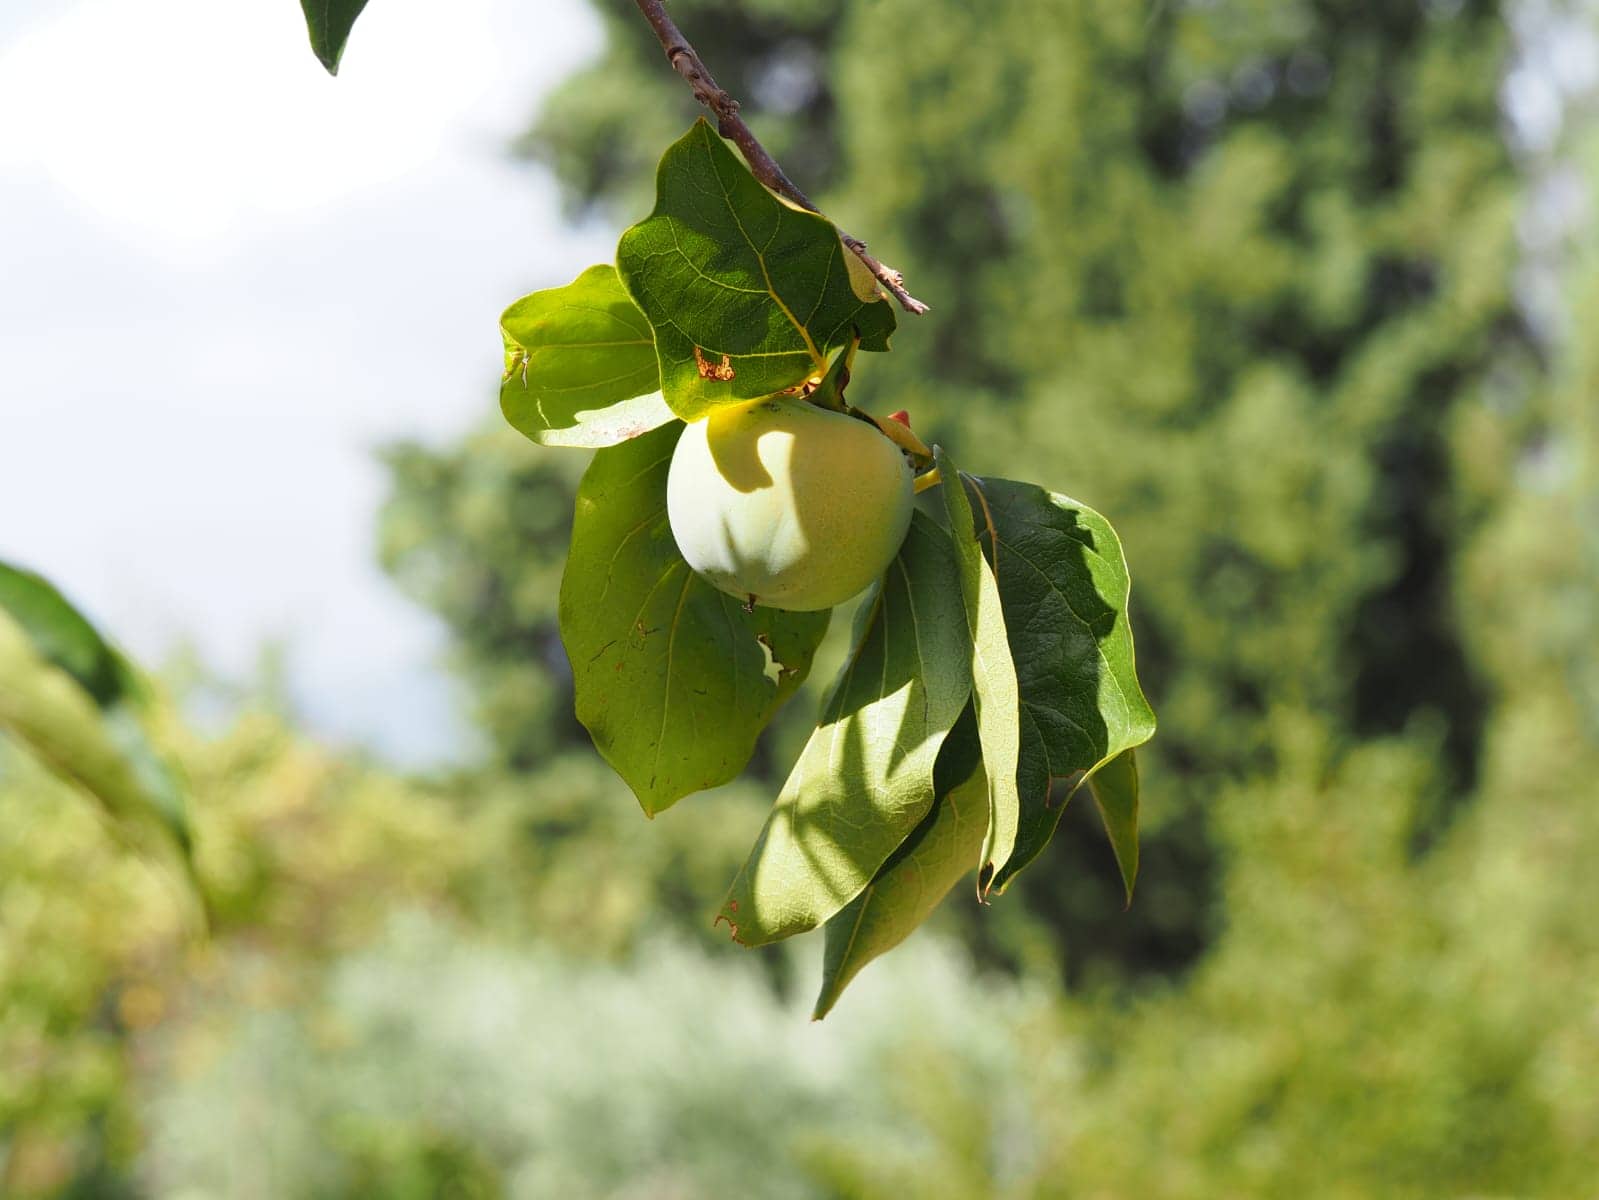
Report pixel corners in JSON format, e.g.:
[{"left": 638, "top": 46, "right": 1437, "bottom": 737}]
[
  {"left": 813, "top": 704, "right": 987, "bottom": 1019},
  {"left": 935, "top": 449, "right": 1021, "bottom": 895},
  {"left": 979, "top": 478, "right": 1157, "bottom": 893},
  {"left": 616, "top": 119, "right": 895, "bottom": 422},
  {"left": 560, "top": 423, "right": 829, "bottom": 815},
  {"left": 500, "top": 264, "right": 673, "bottom": 449},
  {"left": 1089, "top": 746, "right": 1141, "bottom": 904},
  {"left": 718, "top": 511, "right": 972, "bottom": 946},
  {"left": 299, "top": 0, "right": 371, "bottom": 75}
]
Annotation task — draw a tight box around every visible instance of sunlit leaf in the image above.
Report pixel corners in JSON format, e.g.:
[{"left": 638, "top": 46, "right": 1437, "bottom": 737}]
[
  {"left": 560, "top": 423, "right": 829, "bottom": 815},
  {"left": 935, "top": 448, "right": 1021, "bottom": 894},
  {"left": 718, "top": 511, "right": 972, "bottom": 946},
  {"left": 616, "top": 119, "right": 895, "bottom": 421},
  {"left": 979, "top": 480, "right": 1157, "bottom": 893},
  {"left": 500, "top": 264, "right": 674, "bottom": 449},
  {"left": 813, "top": 704, "right": 987, "bottom": 1019},
  {"left": 299, "top": 0, "right": 371, "bottom": 75}
]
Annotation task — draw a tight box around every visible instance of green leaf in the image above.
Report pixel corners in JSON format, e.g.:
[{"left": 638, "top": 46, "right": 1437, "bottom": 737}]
[
  {"left": 299, "top": 0, "right": 371, "bottom": 75},
  {"left": 813, "top": 704, "right": 987, "bottom": 1019},
  {"left": 1089, "top": 746, "right": 1141, "bottom": 904},
  {"left": 560, "top": 422, "right": 829, "bottom": 815},
  {"left": 935, "top": 449, "right": 1022, "bottom": 895},
  {"left": 616, "top": 119, "right": 896, "bottom": 422},
  {"left": 0, "top": 560, "right": 142, "bottom": 709},
  {"left": 718, "top": 511, "right": 972, "bottom": 946},
  {"left": 0, "top": 612, "right": 151, "bottom": 821},
  {"left": 500, "top": 264, "right": 674, "bottom": 449},
  {"left": 979, "top": 479, "right": 1157, "bottom": 894},
  {"left": 0, "top": 574, "right": 191, "bottom": 859}
]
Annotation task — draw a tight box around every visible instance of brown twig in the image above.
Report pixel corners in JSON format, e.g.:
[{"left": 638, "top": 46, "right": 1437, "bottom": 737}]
[{"left": 630, "top": 0, "right": 930, "bottom": 316}]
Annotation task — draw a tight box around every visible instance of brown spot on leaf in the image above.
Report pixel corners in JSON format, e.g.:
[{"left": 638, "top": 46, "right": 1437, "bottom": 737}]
[{"left": 694, "top": 345, "right": 736, "bottom": 381}]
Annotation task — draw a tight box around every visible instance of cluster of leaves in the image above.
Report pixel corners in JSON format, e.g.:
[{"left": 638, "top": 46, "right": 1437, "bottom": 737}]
[
  {"left": 295, "top": 0, "right": 1155, "bottom": 1010},
  {"left": 0, "top": 561, "right": 194, "bottom": 883},
  {"left": 493, "top": 119, "right": 1156, "bottom": 1014}
]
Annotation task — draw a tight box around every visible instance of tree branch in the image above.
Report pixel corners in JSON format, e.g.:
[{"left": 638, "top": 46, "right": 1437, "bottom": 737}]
[{"left": 630, "top": 0, "right": 931, "bottom": 316}]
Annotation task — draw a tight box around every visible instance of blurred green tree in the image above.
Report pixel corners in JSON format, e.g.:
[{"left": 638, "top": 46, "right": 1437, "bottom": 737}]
[{"left": 386, "top": 0, "right": 1535, "bottom": 985}]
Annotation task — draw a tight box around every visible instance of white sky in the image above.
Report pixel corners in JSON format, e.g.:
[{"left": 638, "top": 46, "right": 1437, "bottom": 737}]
[{"left": 0, "top": 0, "right": 611, "bottom": 764}]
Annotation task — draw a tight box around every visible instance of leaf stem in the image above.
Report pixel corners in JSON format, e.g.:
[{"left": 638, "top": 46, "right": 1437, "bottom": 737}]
[
  {"left": 808, "top": 339, "right": 856, "bottom": 412},
  {"left": 630, "top": 0, "right": 930, "bottom": 316}
]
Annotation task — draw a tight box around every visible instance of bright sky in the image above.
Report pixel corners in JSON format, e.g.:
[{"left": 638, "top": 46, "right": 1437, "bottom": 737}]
[{"left": 0, "top": 0, "right": 610, "bottom": 763}]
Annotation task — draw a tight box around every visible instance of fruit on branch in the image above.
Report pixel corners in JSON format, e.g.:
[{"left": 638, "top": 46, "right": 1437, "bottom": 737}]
[{"left": 667, "top": 397, "right": 915, "bottom": 611}]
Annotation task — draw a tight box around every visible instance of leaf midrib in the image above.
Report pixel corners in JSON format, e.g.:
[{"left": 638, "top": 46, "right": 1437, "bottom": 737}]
[{"left": 698, "top": 124, "right": 825, "bottom": 370}]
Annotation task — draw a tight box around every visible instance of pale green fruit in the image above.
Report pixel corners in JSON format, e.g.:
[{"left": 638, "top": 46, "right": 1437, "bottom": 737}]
[{"left": 667, "top": 397, "right": 915, "bottom": 611}]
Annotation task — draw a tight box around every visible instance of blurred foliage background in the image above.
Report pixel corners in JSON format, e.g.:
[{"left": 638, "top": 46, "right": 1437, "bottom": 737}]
[{"left": 4, "top": 0, "right": 1599, "bottom": 1195}]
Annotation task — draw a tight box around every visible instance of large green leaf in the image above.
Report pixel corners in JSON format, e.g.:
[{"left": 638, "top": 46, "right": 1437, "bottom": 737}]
[
  {"left": 1089, "top": 746, "right": 1141, "bottom": 904},
  {"left": 978, "top": 479, "right": 1157, "bottom": 894},
  {"left": 560, "top": 423, "right": 829, "bottom": 815},
  {"left": 0, "top": 580, "right": 190, "bottom": 859},
  {"left": 813, "top": 705, "right": 987, "bottom": 1019},
  {"left": 500, "top": 264, "right": 674, "bottom": 449},
  {"left": 717, "top": 511, "right": 972, "bottom": 946},
  {"left": 299, "top": 0, "right": 371, "bottom": 75},
  {"left": 935, "top": 448, "right": 1021, "bottom": 895},
  {"left": 616, "top": 119, "right": 896, "bottom": 421}
]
